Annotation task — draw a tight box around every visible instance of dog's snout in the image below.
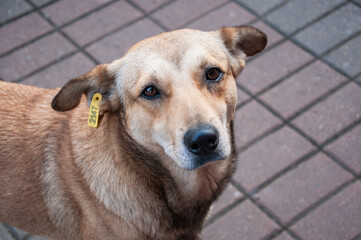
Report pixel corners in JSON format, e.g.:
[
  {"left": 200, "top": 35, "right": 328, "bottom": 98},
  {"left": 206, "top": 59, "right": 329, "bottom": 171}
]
[{"left": 184, "top": 124, "right": 219, "bottom": 156}]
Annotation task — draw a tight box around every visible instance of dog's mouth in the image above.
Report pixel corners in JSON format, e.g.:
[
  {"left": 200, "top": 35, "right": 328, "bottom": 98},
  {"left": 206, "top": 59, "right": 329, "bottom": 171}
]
[{"left": 182, "top": 152, "right": 229, "bottom": 170}]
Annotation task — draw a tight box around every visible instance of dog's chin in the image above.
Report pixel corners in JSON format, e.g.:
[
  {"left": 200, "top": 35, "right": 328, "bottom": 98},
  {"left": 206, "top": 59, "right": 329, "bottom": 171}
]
[
  {"left": 172, "top": 148, "right": 231, "bottom": 170},
  {"left": 162, "top": 141, "right": 231, "bottom": 170}
]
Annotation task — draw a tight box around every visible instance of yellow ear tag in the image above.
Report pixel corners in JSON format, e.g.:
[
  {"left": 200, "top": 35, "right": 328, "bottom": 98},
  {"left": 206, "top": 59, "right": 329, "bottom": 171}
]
[{"left": 88, "top": 93, "right": 102, "bottom": 128}]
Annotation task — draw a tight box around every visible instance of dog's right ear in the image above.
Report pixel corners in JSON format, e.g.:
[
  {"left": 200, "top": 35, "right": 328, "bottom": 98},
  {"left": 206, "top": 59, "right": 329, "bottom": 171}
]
[
  {"left": 52, "top": 64, "right": 119, "bottom": 113},
  {"left": 218, "top": 25, "right": 267, "bottom": 76}
]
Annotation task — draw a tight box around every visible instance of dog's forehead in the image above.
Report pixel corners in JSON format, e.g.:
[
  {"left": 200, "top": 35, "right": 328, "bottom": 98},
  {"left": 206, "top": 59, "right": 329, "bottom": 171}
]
[{"left": 126, "top": 29, "right": 225, "bottom": 63}]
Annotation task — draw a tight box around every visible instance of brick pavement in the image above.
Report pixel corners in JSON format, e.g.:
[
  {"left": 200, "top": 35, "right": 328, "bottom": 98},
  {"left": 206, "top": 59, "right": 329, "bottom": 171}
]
[{"left": 0, "top": 0, "right": 360, "bottom": 239}]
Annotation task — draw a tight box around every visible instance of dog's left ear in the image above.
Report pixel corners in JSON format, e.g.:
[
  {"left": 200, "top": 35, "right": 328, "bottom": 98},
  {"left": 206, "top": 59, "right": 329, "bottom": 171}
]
[
  {"left": 218, "top": 25, "right": 267, "bottom": 75},
  {"left": 51, "top": 64, "right": 119, "bottom": 114}
]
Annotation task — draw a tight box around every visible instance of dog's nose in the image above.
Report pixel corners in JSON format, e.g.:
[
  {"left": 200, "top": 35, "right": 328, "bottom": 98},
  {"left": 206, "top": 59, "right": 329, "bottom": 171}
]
[{"left": 184, "top": 124, "right": 219, "bottom": 156}]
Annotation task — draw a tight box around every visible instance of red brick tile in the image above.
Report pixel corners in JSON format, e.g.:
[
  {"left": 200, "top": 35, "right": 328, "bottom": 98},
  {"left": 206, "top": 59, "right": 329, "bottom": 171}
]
[
  {"left": 260, "top": 61, "right": 347, "bottom": 119},
  {"left": 21, "top": 53, "right": 95, "bottom": 89},
  {"left": 29, "top": 0, "right": 53, "bottom": 7},
  {"left": 132, "top": 0, "right": 170, "bottom": 13},
  {"left": 42, "top": 0, "right": 112, "bottom": 26},
  {"left": 0, "top": 0, "right": 32, "bottom": 24},
  {"left": 203, "top": 200, "right": 279, "bottom": 240},
  {"left": 208, "top": 184, "right": 243, "bottom": 219},
  {"left": 0, "top": 223, "right": 13, "bottom": 240},
  {"left": 0, "top": 33, "right": 75, "bottom": 82},
  {"left": 255, "top": 153, "right": 352, "bottom": 224},
  {"left": 273, "top": 232, "right": 295, "bottom": 240},
  {"left": 325, "top": 124, "right": 361, "bottom": 174},
  {"left": 63, "top": 1, "right": 142, "bottom": 46},
  {"left": 233, "top": 101, "right": 282, "bottom": 149},
  {"left": 251, "top": 21, "right": 283, "bottom": 49},
  {"left": 187, "top": 2, "right": 256, "bottom": 31},
  {"left": 151, "top": 0, "right": 227, "bottom": 30},
  {"left": 235, "top": 0, "right": 287, "bottom": 15},
  {"left": 86, "top": 18, "right": 164, "bottom": 63},
  {"left": 0, "top": 13, "right": 53, "bottom": 55},
  {"left": 291, "top": 181, "right": 361, "bottom": 240},
  {"left": 237, "top": 41, "right": 313, "bottom": 94},
  {"left": 292, "top": 83, "right": 361, "bottom": 144},
  {"left": 233, "top": 126, "right": 315, "bottom": 191},
  {"left": 236, "top": 87, "right": 250, "bottom": 106}
]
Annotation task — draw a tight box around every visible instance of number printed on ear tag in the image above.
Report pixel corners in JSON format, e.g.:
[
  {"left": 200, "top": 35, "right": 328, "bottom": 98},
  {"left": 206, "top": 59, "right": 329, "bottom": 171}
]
[{"left": 88, "top": 93, "right": 102, "bottom": 128}]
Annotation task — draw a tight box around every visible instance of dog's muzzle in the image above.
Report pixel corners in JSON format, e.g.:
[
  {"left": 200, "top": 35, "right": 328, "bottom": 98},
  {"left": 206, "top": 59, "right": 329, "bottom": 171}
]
[{"left": 184, "top": 124, "right": 219, "bottom": 156}]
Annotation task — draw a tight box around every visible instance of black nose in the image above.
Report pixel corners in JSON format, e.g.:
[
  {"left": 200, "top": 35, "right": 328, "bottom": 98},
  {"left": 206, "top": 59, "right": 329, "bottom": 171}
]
[{"left": 184, "top": 124, "right": 219, "bottom": 156}]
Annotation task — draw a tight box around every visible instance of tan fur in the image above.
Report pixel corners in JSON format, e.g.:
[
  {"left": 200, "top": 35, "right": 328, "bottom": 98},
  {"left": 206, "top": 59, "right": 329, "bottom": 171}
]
[{"left": 0, "top": 26, "right": 267, "bottom": 240}]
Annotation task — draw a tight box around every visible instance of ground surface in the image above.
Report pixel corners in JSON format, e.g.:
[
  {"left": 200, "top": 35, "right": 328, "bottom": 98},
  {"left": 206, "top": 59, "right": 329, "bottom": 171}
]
[{"left": 0, "top": 0, "right": 361, "bottom": 239}]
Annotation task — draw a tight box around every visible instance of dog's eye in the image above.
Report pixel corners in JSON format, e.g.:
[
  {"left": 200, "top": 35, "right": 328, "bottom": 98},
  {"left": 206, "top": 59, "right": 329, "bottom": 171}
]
[
  {"left": 206, "top": 68, "right": 222, "bottom": 81},
  {"left": 141, "top": 86, "right": 160, "bottom": 99}
]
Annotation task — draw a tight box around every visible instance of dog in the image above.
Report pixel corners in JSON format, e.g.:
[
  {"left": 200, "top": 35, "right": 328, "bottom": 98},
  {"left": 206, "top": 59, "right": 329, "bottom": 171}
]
[{"left": 0, "top": 25, "right": 267, "bottom": 240}]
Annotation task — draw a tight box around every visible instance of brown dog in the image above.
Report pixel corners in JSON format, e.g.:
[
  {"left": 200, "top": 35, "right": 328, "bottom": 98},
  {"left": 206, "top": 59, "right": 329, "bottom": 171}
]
[{"left": 0, "top": 26, "right": 266, "bottom": 240}]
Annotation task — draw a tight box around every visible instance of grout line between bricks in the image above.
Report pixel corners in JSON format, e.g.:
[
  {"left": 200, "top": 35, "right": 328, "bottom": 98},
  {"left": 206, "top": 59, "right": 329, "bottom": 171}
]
[
  {"left": 234, "top": 0, "right": 349, "bottom": 65},
  {"left": 203, "top": 196, "right": 247, "bottom": 228},
  {"left": 177, "top": 0, "right": 233, "bottom": 29},
  {"left": 229, "top": 179, "right": 304, "bottom": 240},
  {"left": 124, "top": 0, "right": 172, "bottom": 31},
  {"left": 350, "top": 231, "right": 361, "bottom": 240},
  {"left": 25, "top": 0, "right": 100, "bottom": 66},
  {"left": 284, "top": 178, "right": 357, "bottom": 228},
  {"left": 0, "top": 0, "right": 60, "bottom": 28},
  {"left": 237, "top": 30, "right": 361, "bottom": 104},
  {"left": 13, "top": 51, "right": 79, "bottom": 83},
  {"left": 0, "top": 0, "right": 121, "bottom": 58},
  {"left": 351, "top": 0, "right": 361, "bottom": 8}
]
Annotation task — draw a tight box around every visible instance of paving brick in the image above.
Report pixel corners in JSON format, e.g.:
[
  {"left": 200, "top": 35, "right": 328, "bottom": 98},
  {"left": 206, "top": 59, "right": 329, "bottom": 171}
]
[
  {"left": 0, "top": 0, "right": 33, "bottom": 24},
  {"left": 234, "top": 0, "right": 287, "bottom": 15},
  {"left": 208, "top": 184, "right": 243, "bottom": 219},
  {"left": 233, "top": 126, "right": 315, "bottom": 192},
  {"left": 273, "top": 232, "right": 295, "bottom": 240},
  {"left": 357, "top": 75, "right": 361, "bottom": 85},
  {"left": 266, "top": 0, "right": 344, "bottom": 34},
  {"left": 291, "top": 181, "right": 361, "bottom": 240},
  {"left": 0, "top": 13, "right": 53, "bottom": 55},
  {"left": 29, "top": 0, "right": 53, "bottom": 7},
  {"left": 0, "top": 223, "right": 14, "bottom": 240},
  {"left": 151, "top": 0, "right": 227, "bottom": 30},
  {"left": 237, "top": 41, "right": 313, "bottom": 94},
  {"left": 42, "top": 0, "right": 112, "bottom": 26},
  {"left": 236, "top": 87, "right": 250, "bottom": 106},
  {"left": 22, "top": 53, "right": 95, "bottom": 89},
  {"left": 0, "top": 33, "right": 75, "bottom": 82},
  {"left": 233, "top": 101, "right": 281, "bottom": 149},
  {"left": 294, "top": 3, "right": 361, "bottom": 55},
  {"left": 203, "top": 200, "right": 279, "bottom": 240},
  {"left": 9, "top": 226, "right": 28, "bottom": 240},
  {"left": 131, "top": 0, "right": 170, "bottom": 13},
  {"left": 260, "top": 61, "right": 347, "bottom": 119},
  {"left": 86, "top": 18, "right": 164, "bottom": 63},
  {"left": 325, "top": 124, "right": 361, "bottom": 174},
  {"left": 63, "top": 1, "right": 142, "bottom": 46},
  {"left": 292, "top": 83, "right": 361, "bottom": 144},
  {"left": 325, "top": 34, "right": 361, "bottom": 77},
  {"left": 29, "top": 235, "right": 50, "bottom": 240},
  {"left": 187, "top": 2, "right": 256, "bottom": 31},
  {"left": 255, "top": 153, "right": 352, "bottom": 224},
  {"left": 251, "top": 21, "right": 283, "bottom": 48}
]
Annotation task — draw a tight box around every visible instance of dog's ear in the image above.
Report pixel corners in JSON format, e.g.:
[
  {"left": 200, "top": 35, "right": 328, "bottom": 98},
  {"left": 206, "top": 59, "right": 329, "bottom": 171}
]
[
  {"left": 218, "top": 25, "right": 267, "bottom": 75},
  {"left": 51, "top": 64, "right": 119, "bottom": 113}
]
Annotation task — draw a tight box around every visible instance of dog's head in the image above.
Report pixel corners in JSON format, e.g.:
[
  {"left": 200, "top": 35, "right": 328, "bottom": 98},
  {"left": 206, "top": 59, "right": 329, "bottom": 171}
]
[{"left": 52, "top": 26, "right": 267, "bottom": 170}]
